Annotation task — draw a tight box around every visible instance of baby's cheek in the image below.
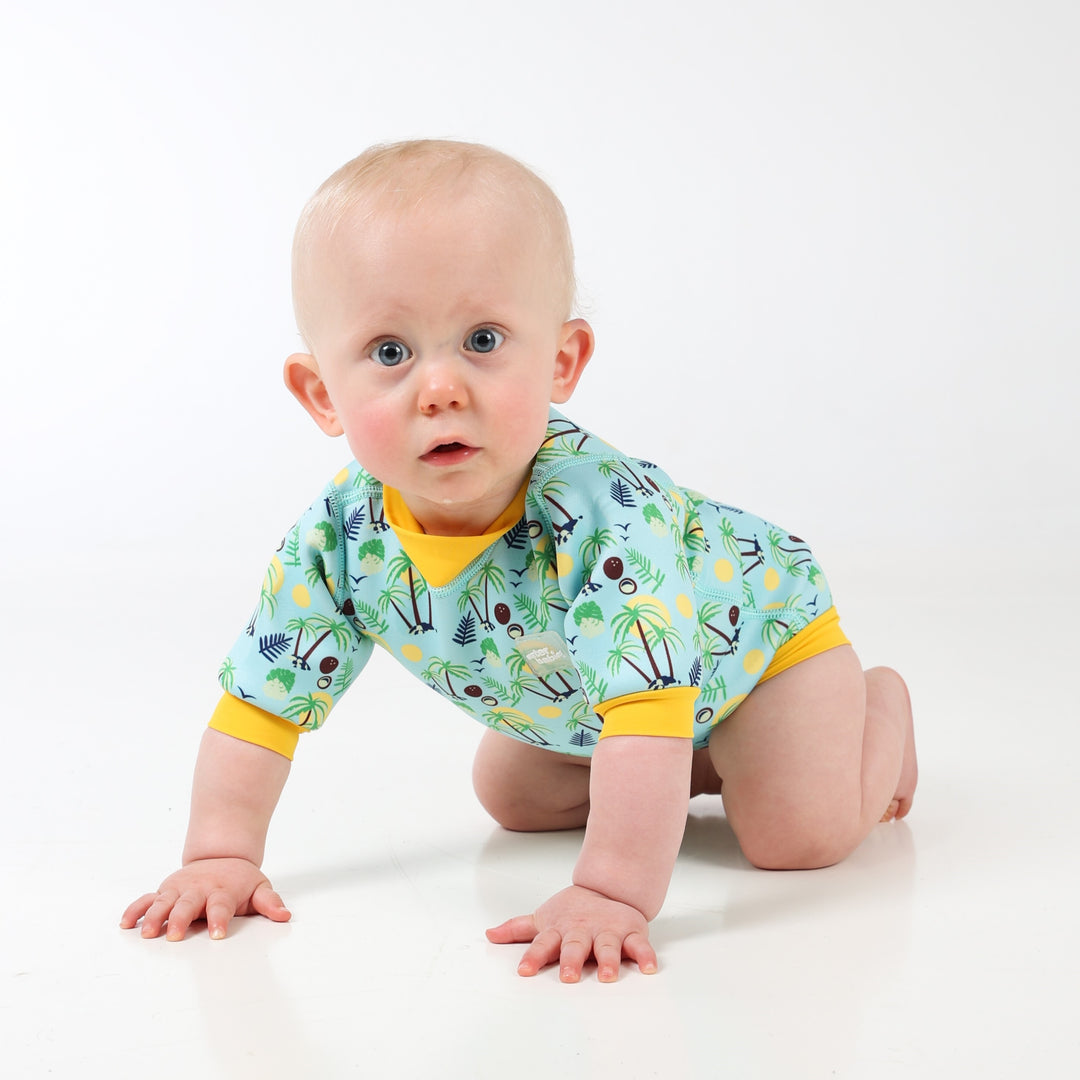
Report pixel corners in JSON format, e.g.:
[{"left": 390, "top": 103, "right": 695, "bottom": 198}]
[
  {"left": 506, "top": 409, "right": 552, "bottom": 454},
  {"left": 342, "top": 407, "right": 398, "bottom": 475}
]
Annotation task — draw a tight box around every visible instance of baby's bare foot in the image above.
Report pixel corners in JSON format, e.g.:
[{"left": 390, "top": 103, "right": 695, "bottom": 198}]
[{"left": 880, "top": 672, "right": 917, "bottom": 822}]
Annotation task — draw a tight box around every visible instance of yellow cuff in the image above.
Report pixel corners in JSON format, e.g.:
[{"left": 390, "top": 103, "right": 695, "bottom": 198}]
[
  {"left": 759, "top": 606, "right": 850, "bottom": 684},
  {"left": 208, "top": 694, "right": 301, "bottom": 760},
  {"left": 594, "top": 686, "right": 699, "bottom": 740}
]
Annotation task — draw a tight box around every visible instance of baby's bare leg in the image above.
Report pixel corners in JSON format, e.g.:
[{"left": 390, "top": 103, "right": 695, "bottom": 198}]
[
  {"left": 707, "top": 645, "right": 916, "bottom": 870},
  {"left": 876, "top": 666, "right": 917, "bottom": 822},
  {"left": 473, "top": 730, "right": 592, "bottom": 831}
]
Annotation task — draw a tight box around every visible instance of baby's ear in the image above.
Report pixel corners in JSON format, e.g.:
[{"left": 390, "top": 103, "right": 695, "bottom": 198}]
[
  {"left": 283, "top": 353, "right": 344, "bottom": 436},
  {"left": 550, "top": 319, "right": 594, "bottom": 404}
]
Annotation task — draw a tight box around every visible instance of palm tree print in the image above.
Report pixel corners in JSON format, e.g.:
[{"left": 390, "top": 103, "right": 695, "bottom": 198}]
[
  {"left": 285, "top": 615, "right": 320, "bottom": 667},
  {"left": 609, "top": 599, "right": 684, "bottom": 689},
  {"left": 646, "top": 620, "right": 685, "bottom": 685},
  {"left": 540, "top": 477, "right": 581, "bottom": 544},
  {"left": 762, "top": 615, "right": 792, "bottom": 650},
  {"left": 537, "top": 417, "right": 592, "bottom": 459},
  {"left": 766, "top": 529, "right": 813, "bottom": 576},
  {"left": 625, "top": 548, "right": 666, "bottom": 591},
  {"left": 378, "top": 579, "right": 412, "bottom": 630},
  {"left": 596, "top": 458, "right": 653, "bottom": 498},
  {"left": 283, "top": 526, "right": 301, "bottom": 568},
  {"left": 699, "top": 670, "right": 728, "bottom": 705},
  {"left": 251, "top": 557, "right": 285, "bottom": 629},
  {"left": 575, "top": 659, "right": 609, "bottom": 704},
  {"left": 719, "top": 517, "right": 742, "bottom": 566},
  {"left": 282, "top": 691, "right": 332, "bottom": 729},
  {"left": 525, "top": 539, "right": 558, "bottom": 583},
  {"left": 460, "top": 562, "right": 506, "bottom": 630},
  {"left": 218, "top": 657, "right": 236, "bottom": 692},
  {"left": 332, "top": 656, "right": 355, "bottom": 695},
  {"left": 524, "top": 669, "right": 578, "bottom": 703},
  {"left": 305, "top": 555, "right": 329, "bottom": 591},
  {"left": 578, "top": 526, "right": 616, "bottom": 578},
  {"left": 482, "top": 707, "right": 553, "bottom": 747},
  {"left": 356, "top": 495, "right": 388, "bottom": 532},
  {"left": 737, "top": 535, "right": 765, "bottom": 575},
  {"left": 348, "top": 599, "right": 390, "bottom": 637},
  {"left": 423, "top": 656, "right": 471, "bottom": 698},
  {"left": 482, "top": 674, "right": 516, "bottom": 706},
  {"left": 605, "top": 637, "right": 656, "bottom": 687},
  {"left": 384, "top": 551, "right": 433, "bottom": 633},
  {"left": 295, "top": 614, "right": 352, "bottom": 671},
  {"left": 697, "top": 600, "right": 740, "bottom": 660},
  {"left": 514, "top": 593, "right": 550, "bottom": 633},
  {"left": 515, "top": 581, "right": 569, "bottom": 635},
  {"left": 683, "top": 498, "right": 708, "bottom": 545},
  {"left": 565, "top": 702, "right": 602, "bottom": 748}
]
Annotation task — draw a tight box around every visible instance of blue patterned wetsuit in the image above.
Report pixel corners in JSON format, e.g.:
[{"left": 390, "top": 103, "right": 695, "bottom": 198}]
[{"left": 216, "top": 409, "right": 841, "bottom": 757}]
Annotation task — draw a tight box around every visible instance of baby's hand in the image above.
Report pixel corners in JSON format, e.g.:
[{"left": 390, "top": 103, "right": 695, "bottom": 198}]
[
  {"left": 486, "top": 885, "right": 657, "bottom": 983},
  {"left": 120, "top": 858, "right": 291, "bottom": 942}
]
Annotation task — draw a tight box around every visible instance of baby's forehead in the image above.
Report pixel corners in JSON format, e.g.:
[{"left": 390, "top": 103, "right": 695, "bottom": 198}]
[
  {"left": 305, "top": 196, "right": 541, "bottom": 296},
  {"left": 293, "top": 142, "right": 577, "bottom": 334},
  {"left": 330, "top": 164, "right": 547, "bottom": 243}
]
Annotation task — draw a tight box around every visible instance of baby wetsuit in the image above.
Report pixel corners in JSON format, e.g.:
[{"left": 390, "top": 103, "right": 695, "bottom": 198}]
[{"left": 212, "top": 409, "right": 848, "bottom": 759}]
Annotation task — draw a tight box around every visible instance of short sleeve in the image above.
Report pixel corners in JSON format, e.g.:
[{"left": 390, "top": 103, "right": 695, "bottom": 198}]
[
  {"left": 217, "top": 485, "right": 372, "bottom": 732},
  {"left": 208, "top": 694, "right": 302, "bottom": 758},
  {"left": 594, "top": 687, "right": 699, "bottom": 739},
  {"left": 534, "top": 459, "right": 704, "bottom": 712}
]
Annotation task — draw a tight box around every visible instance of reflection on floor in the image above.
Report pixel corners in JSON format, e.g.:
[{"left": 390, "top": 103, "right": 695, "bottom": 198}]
[{"left": 5, "top": 543, "right": 1077, "bottom": 1079}]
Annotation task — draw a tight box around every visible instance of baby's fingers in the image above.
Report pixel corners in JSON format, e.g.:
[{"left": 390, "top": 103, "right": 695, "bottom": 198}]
[
  {"left": 120, "top": 893, "right": 159, "bottom": 930},
  {"left": 204, "top": 890, "right": 239, "bottom": 941},
  {"left": 137, "top": 894, "right": 181, "bottom": 937},
  {"left": 485, "top": 914, "right": 538, "bottom": 945},
  {"left": 250, "top": 883, "right": 291, "bottom": 925},
  {"left": 592, "top": 932, "right": 626, "bottom": 983},
  {"left": 516, "top": 928, "right": 563, "bottom": 978},
  {"left": 621, "top": 930, "right": 658, "bottom": 976},
  {"left": 164, "top": 891, "right": 210, "bottom": 941},
  {"left": 556, "top": 933, "right": 593, "bottom": 983}
]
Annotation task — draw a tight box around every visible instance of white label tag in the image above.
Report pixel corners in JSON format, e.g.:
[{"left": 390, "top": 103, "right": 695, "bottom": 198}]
[{"left": 514, "top": 631, "right": 574, "bottom": 676}]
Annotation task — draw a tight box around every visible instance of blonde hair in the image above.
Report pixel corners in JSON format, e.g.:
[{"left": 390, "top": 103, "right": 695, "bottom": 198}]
[{"left": 292, "top": 139, "right": 577, "bottom": 346}]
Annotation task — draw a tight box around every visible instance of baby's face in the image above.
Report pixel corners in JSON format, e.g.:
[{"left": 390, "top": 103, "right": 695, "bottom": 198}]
[{"left": 294, "top": 187, "right": 590, "bottom": 535}]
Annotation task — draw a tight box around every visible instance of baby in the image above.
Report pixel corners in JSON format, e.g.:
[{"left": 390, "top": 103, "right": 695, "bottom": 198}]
[{"left": 122, "top": 140, "right": 917, "bottom": 983}]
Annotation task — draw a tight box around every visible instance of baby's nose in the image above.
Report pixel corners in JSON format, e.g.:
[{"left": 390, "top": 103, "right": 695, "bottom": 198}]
[{"left": 418, "top": 353, "right": 468, "bottom": 413}]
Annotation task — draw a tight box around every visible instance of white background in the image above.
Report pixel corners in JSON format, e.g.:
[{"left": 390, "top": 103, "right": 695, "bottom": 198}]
[{"left": 2, "top": 2, "right": 1078, "bottom": 1077}]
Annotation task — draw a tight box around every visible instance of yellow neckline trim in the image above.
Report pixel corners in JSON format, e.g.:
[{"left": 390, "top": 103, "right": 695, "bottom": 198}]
[{"left": 382, "top": 481, "right": 529, "bottom": 587}]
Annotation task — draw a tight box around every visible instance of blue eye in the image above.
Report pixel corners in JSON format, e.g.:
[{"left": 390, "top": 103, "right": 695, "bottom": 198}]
[
  {"left": 370, "top": 340, "right": 411, "bottom": 367},
  {"left": 464, "top": 327, "right": 504, "bottom": 354}
]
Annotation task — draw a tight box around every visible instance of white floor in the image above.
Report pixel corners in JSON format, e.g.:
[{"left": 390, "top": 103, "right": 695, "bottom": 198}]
[{"left": 4, "top": 540, "right": 1078, "bottom": 1080}]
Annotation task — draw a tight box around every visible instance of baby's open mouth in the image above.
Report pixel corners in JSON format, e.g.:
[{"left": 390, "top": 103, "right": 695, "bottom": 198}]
[{"left": 422, "top": 441, "right": 476, "bottom": 463}]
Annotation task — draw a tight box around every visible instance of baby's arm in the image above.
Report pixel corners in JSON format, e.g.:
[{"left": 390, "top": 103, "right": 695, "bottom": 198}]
[
  {"left": 487, "top": 734, "right": 692, "bottom": 981},
  {"left": 120, "top": 728, "right": 292, "bottom": 941}
]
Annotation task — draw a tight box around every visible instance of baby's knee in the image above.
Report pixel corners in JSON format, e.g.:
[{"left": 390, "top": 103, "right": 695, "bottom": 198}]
[
  {"left": 471, "top": 733, "right": 591, "bottom": 832},
  {"left": 472, "top": 772, "right": 584, "bottom": 832},
  {"left": 736, "top": 821, "right": 860, "bottom": 871},
  {"left": 865, "top": 666, "right": 910, "bottom": 711},
  {"left": 472, "top": 750, "right": 521, "bottom": 828},
  {"left": 472, "top": 764, "right": 534, "bottom": 831}
]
